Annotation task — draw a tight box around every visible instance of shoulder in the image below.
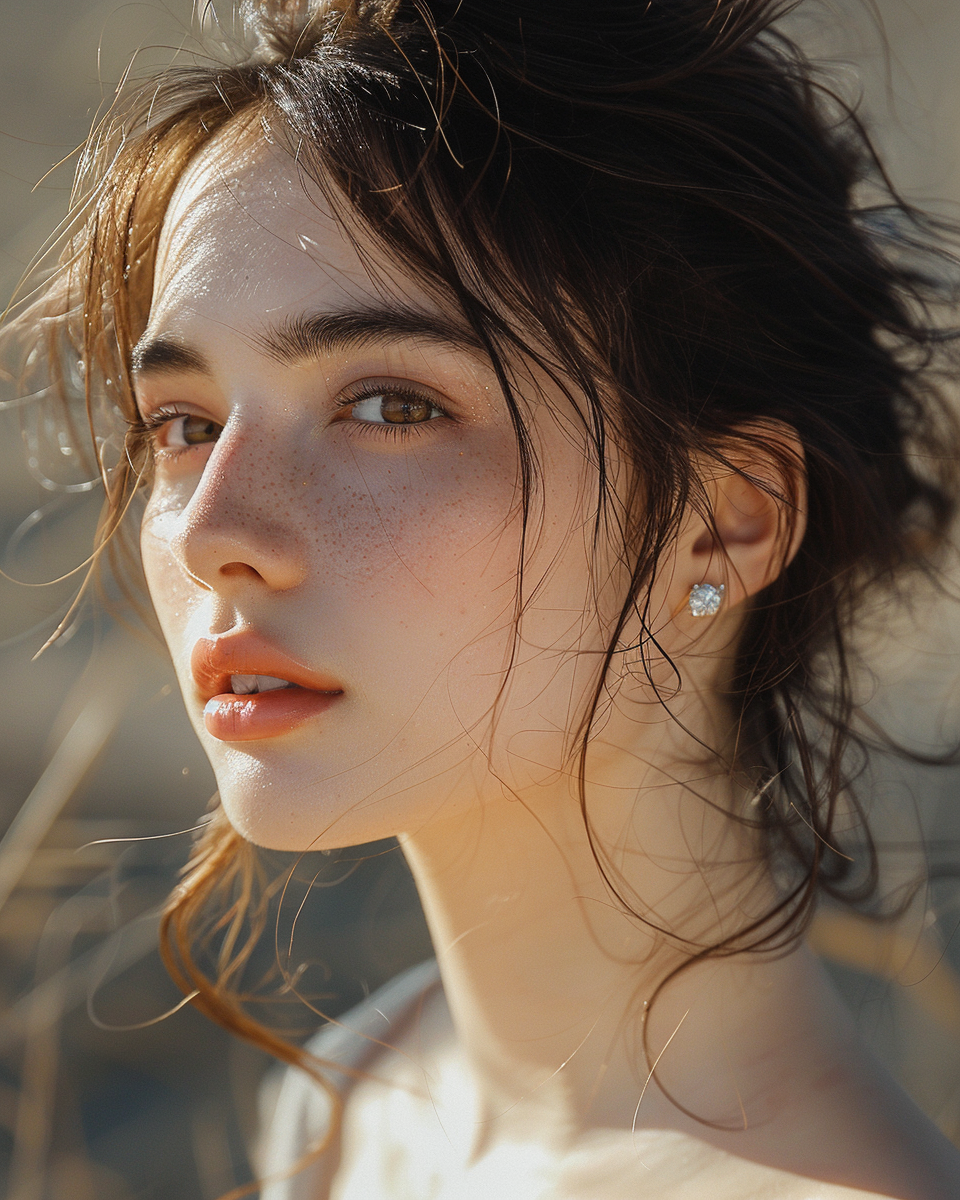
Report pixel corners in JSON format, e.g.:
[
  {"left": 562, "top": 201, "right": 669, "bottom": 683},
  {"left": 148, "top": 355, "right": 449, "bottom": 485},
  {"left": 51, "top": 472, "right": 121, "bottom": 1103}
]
[
  {"left": 559, "top": 1130, "right": 923, "bottom": 1200},
  {"left": 256, "top": 958, "right": 442, "bottom": 1200}
]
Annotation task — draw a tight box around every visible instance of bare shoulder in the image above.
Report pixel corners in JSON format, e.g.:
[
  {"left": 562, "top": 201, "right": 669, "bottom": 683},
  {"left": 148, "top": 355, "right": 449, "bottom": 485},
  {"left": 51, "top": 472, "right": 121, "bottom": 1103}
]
[
  {"left": 328, "top": 976, "right": 960, "bottom": 1200},
  {"left": 555, "top": 1130, "right": 934, "bottom": 1200},
  {"left": 335, "top": 1004, "right": 953, "bottom": 1200}
]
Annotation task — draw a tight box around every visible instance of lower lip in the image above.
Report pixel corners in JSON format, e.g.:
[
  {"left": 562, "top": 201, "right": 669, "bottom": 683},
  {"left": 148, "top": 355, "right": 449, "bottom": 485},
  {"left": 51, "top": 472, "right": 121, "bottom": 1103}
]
[{"left": 203, "top": 687, "right": 342, "bottom": 742}]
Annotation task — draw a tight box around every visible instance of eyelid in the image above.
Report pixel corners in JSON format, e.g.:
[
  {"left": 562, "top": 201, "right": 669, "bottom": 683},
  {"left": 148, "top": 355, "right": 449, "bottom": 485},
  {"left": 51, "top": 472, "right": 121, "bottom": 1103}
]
[
  {"left": 138, "top": 404, "right": 197, "bottom": 431},
  {"left": 137, "top": 400, "right": 206, "bottom": 424}
]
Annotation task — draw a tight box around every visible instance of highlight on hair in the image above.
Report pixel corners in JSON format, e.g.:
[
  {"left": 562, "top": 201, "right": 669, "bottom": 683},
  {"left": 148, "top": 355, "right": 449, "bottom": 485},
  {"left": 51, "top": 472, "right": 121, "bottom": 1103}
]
[{"left": 4, "top": 0, "right": 960, "bottom": 1165}]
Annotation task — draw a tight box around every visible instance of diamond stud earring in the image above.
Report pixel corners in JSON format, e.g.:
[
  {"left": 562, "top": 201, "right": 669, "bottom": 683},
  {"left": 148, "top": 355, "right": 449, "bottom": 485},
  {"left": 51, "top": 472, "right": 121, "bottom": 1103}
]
[{"left": 688, "top": 582, "right": 724, "bottom": 617}]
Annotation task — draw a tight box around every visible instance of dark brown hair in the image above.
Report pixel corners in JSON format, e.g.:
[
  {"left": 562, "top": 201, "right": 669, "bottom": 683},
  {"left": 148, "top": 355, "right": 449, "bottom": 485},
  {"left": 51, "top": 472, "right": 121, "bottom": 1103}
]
[{"left": 6, "top": 0, "right": 960, "bottom": 1162}]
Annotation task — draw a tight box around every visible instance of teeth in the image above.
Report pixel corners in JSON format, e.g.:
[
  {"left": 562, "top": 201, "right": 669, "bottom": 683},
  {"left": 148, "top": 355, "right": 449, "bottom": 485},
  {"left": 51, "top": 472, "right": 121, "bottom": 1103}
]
[
  {"left": 257, "top": 675, "right": 293, "bottom": 692},
  {"left": 229, "top": 674, "right": 294, "bottom": 695}
]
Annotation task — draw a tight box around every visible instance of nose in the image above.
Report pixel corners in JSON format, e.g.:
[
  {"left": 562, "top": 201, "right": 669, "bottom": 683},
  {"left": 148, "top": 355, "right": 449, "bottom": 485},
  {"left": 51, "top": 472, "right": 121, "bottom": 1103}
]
[{"left": 168, "top": 430, "right": 310, "bottom": 593}]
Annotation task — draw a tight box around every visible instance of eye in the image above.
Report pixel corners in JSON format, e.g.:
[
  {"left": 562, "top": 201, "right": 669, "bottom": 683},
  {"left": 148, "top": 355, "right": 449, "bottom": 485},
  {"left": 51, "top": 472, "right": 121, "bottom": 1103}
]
[
  {"left": 340, "top": 385, "right": 445, "bottom": 427},
  {"left": 145, "top": 411, "right": 223, "bottom": 450}
]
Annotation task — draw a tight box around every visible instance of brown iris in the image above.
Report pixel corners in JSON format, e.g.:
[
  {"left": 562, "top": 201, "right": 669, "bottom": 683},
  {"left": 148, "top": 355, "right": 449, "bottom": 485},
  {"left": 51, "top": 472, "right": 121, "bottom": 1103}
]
[
  {"left": 180, "top": 415, "right": 221, "bottom": 444},
  {"left": 378, "top": 394, "right": 434, "bottom": 424}
]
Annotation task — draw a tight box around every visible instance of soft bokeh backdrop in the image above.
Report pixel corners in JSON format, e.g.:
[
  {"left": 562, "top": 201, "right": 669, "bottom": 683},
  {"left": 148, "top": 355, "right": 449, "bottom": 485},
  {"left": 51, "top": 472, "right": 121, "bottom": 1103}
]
[{"left": 1, "top": 2, "right": 959, "bottom": 1197}]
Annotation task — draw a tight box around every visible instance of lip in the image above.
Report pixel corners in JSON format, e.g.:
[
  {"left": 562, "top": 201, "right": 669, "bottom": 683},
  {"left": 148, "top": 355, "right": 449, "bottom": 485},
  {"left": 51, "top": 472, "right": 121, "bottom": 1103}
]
[{"left": 191, "top": 633, "right": 344, "bottom": 742}]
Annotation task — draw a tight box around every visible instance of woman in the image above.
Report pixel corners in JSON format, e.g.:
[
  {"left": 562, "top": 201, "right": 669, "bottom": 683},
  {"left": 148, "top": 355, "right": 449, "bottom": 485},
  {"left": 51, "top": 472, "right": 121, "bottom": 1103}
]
[{"left": 9, "top": 0, "right": 960, "bottom": 1195}]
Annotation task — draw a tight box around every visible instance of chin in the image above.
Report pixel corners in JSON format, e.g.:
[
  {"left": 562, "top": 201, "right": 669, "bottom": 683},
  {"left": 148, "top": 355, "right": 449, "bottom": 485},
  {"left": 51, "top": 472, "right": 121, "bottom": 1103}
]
[{"left": 208, "top": 740, "right": 476, "bottom": 853}]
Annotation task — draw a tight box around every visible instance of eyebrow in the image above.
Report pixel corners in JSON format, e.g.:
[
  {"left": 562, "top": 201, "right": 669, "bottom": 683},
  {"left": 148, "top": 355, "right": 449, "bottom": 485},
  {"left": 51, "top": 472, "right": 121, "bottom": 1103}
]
[
  {"left": 130, "top": 338, "right": 209, "bottom": 376},
  {"left": 130, "top": 306, "right": 483, "bottom": 378}
]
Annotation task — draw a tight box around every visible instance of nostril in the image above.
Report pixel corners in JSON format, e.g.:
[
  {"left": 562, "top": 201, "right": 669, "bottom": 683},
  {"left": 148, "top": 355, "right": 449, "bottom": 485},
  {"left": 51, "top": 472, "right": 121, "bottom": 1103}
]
[{"left": 220, "top": 561, "right": 265, "bottom": 580}]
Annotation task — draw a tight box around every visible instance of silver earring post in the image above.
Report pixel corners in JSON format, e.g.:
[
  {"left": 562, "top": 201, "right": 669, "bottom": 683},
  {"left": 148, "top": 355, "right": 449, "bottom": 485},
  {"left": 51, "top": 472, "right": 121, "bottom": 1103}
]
[{"left": 688, "top": 582, "right": 724, "bottom": 617}]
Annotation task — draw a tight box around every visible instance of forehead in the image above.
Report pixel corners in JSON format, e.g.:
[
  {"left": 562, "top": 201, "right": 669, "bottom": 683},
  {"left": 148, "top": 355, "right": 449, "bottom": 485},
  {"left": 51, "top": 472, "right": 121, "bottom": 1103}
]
[{"left": 149, "top": 128, "right": 433, "bottom": 330}]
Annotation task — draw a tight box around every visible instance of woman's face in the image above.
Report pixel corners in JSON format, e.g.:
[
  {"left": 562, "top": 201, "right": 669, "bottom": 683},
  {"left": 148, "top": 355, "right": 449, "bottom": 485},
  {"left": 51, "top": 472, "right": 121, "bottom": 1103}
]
[{"left": 137, "top": 134, "right": 628, "bottom": 851}]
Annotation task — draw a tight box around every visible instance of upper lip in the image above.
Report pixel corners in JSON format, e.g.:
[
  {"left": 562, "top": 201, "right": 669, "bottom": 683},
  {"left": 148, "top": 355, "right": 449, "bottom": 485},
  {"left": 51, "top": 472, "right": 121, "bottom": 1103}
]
[{"left": 190, "top": 632, "right": 344, "bottom": 701}]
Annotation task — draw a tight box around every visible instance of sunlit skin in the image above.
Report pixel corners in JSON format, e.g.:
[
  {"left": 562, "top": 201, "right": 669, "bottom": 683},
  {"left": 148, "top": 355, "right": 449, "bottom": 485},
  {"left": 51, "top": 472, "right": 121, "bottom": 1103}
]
[{"left": 137, "top": 130, "right": 960, "bottom": 1199}]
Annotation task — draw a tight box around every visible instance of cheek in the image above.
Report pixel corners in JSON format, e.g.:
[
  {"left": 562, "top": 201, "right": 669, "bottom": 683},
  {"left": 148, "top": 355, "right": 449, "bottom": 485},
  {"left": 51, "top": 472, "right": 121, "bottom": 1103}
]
[
  {"left": 140, "top": 495, "right": 204, "bottom": 644},
  {"left": 316, "top": 447, "right": 525, "bottom": 730},
  {"left": 319, "top": 442, "right": 522, "bottom": 597}
]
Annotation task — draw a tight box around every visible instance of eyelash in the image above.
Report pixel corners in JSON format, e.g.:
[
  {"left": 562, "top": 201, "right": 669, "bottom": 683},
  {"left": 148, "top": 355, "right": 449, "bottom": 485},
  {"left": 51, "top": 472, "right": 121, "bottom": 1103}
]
[{"left": 333, "top": 381, "right": 449, "bottom": 438}]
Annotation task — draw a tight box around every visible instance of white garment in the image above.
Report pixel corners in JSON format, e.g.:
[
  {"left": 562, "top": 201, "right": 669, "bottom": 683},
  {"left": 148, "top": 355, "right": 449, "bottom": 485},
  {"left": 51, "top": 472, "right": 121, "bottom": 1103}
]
[{"left": 258, "top": 959, "right": 442, "bottom": 1200}]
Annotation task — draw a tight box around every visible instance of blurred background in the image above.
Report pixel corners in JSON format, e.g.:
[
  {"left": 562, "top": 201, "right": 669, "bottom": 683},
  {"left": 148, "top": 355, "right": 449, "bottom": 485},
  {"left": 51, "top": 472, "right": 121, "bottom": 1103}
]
[{"left": 1, "top": 1, "right": 960, "bottom": 1197}]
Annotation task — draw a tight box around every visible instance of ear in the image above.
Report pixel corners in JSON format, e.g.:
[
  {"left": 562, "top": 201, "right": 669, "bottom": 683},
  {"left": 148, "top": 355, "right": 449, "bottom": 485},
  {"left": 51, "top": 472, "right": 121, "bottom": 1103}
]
[{"left": 672, "top": 423, "right": 806, "bottom": 618}]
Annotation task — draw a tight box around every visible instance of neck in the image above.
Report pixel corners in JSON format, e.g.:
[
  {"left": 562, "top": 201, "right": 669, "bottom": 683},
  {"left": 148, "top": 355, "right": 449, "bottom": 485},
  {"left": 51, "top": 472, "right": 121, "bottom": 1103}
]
[{"left": 398, "top": 723, "right": 851, "bottom": 1155}]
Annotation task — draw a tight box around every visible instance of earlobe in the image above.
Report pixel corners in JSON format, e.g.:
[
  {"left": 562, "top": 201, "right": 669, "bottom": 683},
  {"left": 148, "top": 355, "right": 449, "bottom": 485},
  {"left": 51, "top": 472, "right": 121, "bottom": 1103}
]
[{"left": 681, "top": 424, "right": 807, "bottom": 614}]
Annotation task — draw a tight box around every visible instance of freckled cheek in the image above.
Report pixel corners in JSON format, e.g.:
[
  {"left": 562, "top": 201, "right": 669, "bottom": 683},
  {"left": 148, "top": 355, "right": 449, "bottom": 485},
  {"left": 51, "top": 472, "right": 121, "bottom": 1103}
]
[{"left": 316, "top": 459, "right": 520, "bottom": 590}]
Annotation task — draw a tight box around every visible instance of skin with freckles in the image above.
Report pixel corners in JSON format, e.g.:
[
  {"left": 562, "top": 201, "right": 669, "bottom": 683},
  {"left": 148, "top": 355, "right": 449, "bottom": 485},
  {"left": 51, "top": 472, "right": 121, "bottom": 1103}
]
[
  {"left": 139, "top": 132, "right": 637, "bottom": 852},
  {"left": 141, "top": 138, "right": 525, "bottom": 847},
  {"left": 137, "top": 130, "right": 960, "bottom": 1199}
]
